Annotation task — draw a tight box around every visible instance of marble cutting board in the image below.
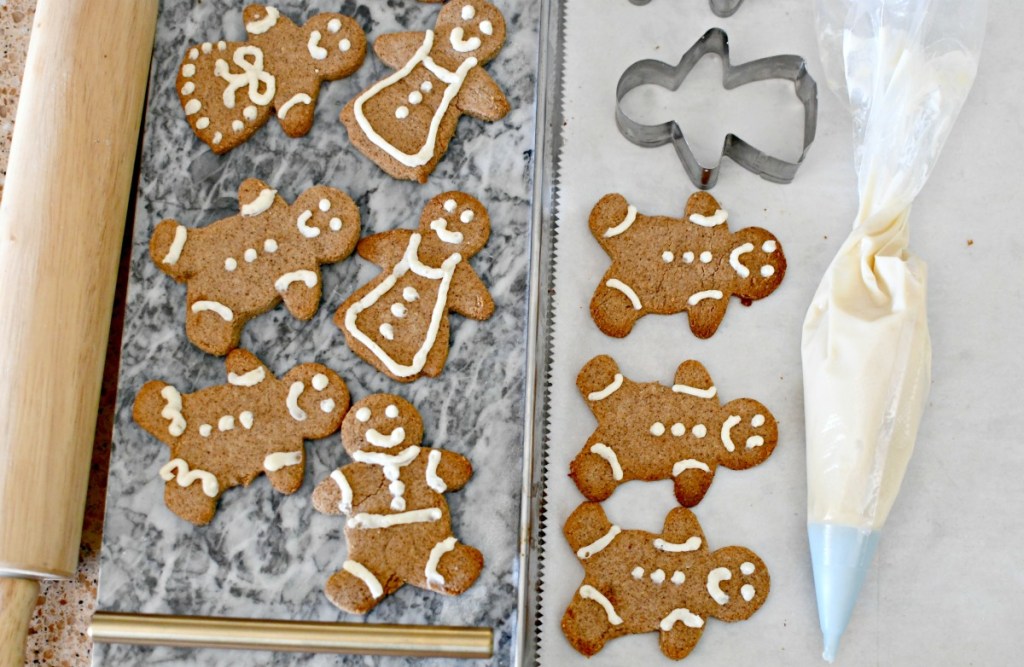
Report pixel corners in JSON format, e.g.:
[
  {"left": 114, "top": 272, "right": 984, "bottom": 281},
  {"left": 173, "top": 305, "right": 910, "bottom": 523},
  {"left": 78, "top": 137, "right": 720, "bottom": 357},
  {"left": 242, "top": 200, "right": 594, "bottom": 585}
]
[{"left": 95, "top": 1, "right": 540, "bottom": 665}]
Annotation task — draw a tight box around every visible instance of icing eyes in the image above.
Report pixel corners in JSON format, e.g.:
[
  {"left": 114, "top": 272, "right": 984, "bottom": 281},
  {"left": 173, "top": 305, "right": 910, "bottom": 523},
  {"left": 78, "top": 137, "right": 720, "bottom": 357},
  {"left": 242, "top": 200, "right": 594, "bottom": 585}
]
[
  {"left": 751, "top": 414, "right": 765, "bottom": 427},
  {"left": 760, "top": 265, "right": 775, "bottom": 277},
  {"left": 479, "top": 20, "right": 493, "bottom": 36},
  {"left": 356, "top": 407, "right": 371, "bottom": 422},
  {"left": 460, "top": 209, "right": 474, "bottom": 223},
  {"left": 385, "top": 404, "right": 399, "bottom": 418},
  {"left": 312, "top": 373, "right": 329, "bottom": 391},
  {"left": 444, "top": 199, "right": 457, "bottom": 212},
  {"left": 762, "top": 240, "right": 777, "bottom": 253},
  {"left": 462, "top": 5, "right": 476, "bottom": 20},
  {"left": 740, "top": 561, "right": 755, "bottom": 575}
]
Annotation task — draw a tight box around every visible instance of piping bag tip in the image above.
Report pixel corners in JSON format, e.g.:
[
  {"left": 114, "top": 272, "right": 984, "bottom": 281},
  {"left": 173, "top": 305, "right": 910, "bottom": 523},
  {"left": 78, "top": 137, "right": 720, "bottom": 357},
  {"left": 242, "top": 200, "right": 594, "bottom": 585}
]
[{"left": 808, "top": 523, "right": 881, "bottom": 664}]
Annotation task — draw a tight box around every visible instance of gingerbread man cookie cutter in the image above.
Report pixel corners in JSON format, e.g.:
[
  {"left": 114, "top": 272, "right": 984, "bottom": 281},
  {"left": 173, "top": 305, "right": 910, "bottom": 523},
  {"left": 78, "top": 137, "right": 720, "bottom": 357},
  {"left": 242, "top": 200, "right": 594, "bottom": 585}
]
[
  {"left": 628, "top": 0, "right": 746, "bottom": 18},
  {"left": 616, "top": 27, "right": 818, "bottom": 189}
]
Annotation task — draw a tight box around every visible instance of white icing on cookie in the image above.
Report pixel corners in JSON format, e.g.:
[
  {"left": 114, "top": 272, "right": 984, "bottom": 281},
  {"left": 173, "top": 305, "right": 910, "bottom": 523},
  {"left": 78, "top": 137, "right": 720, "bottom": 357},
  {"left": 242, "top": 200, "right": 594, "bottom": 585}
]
[
  {"left": 444, "top": 199, "right": 457, "bottom": 213},
  {"left": 589, "top": 443, "right": 622, "bottom": 481},
  {"left": 425, "top": 536, "right": 458, "bottom": 589},
  {"left": 245, "top": 6, "right": 279, "bottom": 34},
  {"left": 160, "top": 386, "right": 186, "bottom": 437},
  {"left": 403, "top": 286, "right": 419, "bottom": 302},
  {"left": 425, "top": 449, "right": 447, "bottom": 492},
  {"left": 741, "top": 561, "right": 755, "bottom": 575},
  {"left": 761, "top": 265, "right": 776, "bottom": 277},
  {"left": 352, "top": 31, "right": 477, "bottom": 168},
  {"left": 762, "top": 240, "right": 777, "bottom": 253},
  {"left": 391, "top": 303, "right": 408, "bottom": 318},
  {"left": 228, "top": 366, "right": 265, "bottom": 387},
  {"left": 587, "top": 373, "right": 623, "bottom": 401},
  {"left": 307, "top": 31, "right": 327, "bottom": 60},
  {"left": 741, "top": 584, "right": 756, "bottom": 601},
  {"left": 311, "top": 373, "right": 329, "bottom": 391},
  {"left": 688, "top": 209, "right": 728, "bottom": 227},
  {"left": 339, "top": 38, "right": 351, "bottom": 52},
  {"left": 721, "top": 415, "right": 741, "bottom": 452},
  {"left": 296, "top": 210, "right": 320, "bottom": 238},
  {"left": 673, "top": 459, "right": 711, "bottom": 475},
  {"left": 671, "top": 571, "right": 685, "bottom": 585},
  {"left": 449, "top": 27, "right": 481, "bottom": 53},
  {"left": 688, "top": 289, "right": 723, "bottom": 306},
  {"left": 671, "top": 383, "right": 716, "bottom": 399},
  {"left": 241, "top": 188, "right": 276, "bottom": 216},
  {"left": 275, "top": 270, "right": 318, "bottom": 292},
  {"left": 682, "top": 251, "right": 695, "bottom": 263},
  {"left": 344, "top": 233, "right": 461, "bottom": 378},
  {"left": 660, "top": 608, "right": 704, "bottom": 630},
  {"left": 277, "top": 92, "right": 312, "bottom": 119},
  {"left": 700, "top": 251, "right": 713, "bottom": 263},
  {"left": 385, "top": 404, "right": 399, "bottom": 418},
  {"left": 662, "top": 250, "right": 674, "bottom": 263},
  {"left": 182, "top": 63, "right": 196, "bottom": 77},
  {"left": 654, "top": 536, "right": 702, "bottom": 552},
  {"left": 264, "top": 451, "right": 302, "bottom": 471},
  {"left": 707, "top": 567, "right": 732, "bottom": 604},
  {"left": 162, "top": 225, "right": 188, "bottom": 265},
  {"left": 218, "top": 415, "right": 234, "bottom": 431},
  {"left": 576, "top": 525, "right": 621, "bottom": 559},
  {"left": 579, "top": 585, "right": 623, "bottom": 625},
  {"left": 192, "top": 301, "right": 234, "bottom": 321},
  {"left": 479, "top": 20, "right": 493, "bottom": 35},
  {"left": 160, "top": 459, "right": 218, "bottom": 497},
  {"left": 671, "top": 423, "right": 685, "bottom": 436},
  {"left": 355, "top": 407, "right": 371, "bottom": 422},
  {"left": 459, "top": 210, "right": 474, "bottom": 223},
  {"left": 320, "top": 399, "right": 335, "bottom": 413},
  {"left": 199, "top": 424, "right": 212, "bottom": 437},
  {"left": 194, "top": 114, "right": 207, "bottom": 128},
  {"left": 366, "top": 427, "right": 406, "bottom": 449},
  {"left": 347, "top": 508, "right": 441, "bottom": 529},
  {"left": 692, "top": 424, "right": 708, "bottom": 438},
  {"left": 327, "top": 18, "right": 342, "bottom": 34},
  {"left": 244, "top": 248, "right": 257, "bottom": 263},
  {"left": 342, "top": 560, "right": 382, "bottom": 598},
  {"left": 379, "top": 323, "right": 395, "bottom": 341},
  {"left": 239, "top": 411, "right": 254, "bottom": 429},
  {"left": 650, "top": 422, "right": 666, "bottom": 436},
  {"left": 214, "top": 46, "right": 275, "bottom": 110},
  {"left": 184, "top": 99, "right": 201, "bottom": 115},
  {"left": 746, "top": 435, "right": 765, "bottom": 448},
  {"left": 632, "top": 567, "right": 644, "bottom": 580},
  {"left": 461, "top": 5, "right": 476, "bottom": 20},
  {"left": 729, "top": 242, "right": 754, "bottom": 277},
  {"left": 353, "top": 446, "right": 420, "bottom": 470},
  {"left": 605, "top": 279, "right": 642, "bottom": 310},
  {"left": 331, "top": 469, "right": 353, "bottom": 514},
  {"left": 430, "top": 218, "right": 464, "bottom": 244},
  {"left": 603, "top": 205, "right": 637, "bottom": 238},
  {"left": 650, "top": 569, "right": 666, "bottom": 584},
  {"left": 286, "top": 382, "right": 307, "bottom": 421},
  {"left": 751, "top": 414, "right": 765, "bottom": 427}
]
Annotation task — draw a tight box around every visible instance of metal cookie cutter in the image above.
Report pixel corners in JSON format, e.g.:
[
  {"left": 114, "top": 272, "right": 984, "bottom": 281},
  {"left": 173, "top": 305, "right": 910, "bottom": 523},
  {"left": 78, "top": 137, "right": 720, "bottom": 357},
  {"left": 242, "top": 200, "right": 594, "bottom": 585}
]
[
  {"left": 615, "top": 27, "right": 818, "bottom": 189},
  {"left": 628, "top": 0, "right": 746, "bottom": 18}
]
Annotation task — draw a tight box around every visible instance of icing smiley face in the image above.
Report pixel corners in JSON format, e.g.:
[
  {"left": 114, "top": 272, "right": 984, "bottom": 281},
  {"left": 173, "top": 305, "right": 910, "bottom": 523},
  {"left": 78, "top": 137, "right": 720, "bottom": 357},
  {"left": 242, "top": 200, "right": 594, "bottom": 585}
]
[
  {"left": 436, "top": 1, "right": 506, "bottom": 62},
  {"left": 342, "top": 394, "right": 425, "bottom": 455},
  {"left": 419, "top": 191, "right": 491, "bottom": 257}
]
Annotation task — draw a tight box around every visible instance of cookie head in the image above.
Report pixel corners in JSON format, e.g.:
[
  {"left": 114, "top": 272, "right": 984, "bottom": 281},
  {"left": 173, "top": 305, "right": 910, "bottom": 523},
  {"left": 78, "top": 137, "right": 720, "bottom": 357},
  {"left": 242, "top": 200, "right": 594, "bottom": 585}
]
[
  {"left": 706, "top": 547, "right": 770, "bottom": 621},
  {"left": 729, "top": 228, "right": 786, "bottom": 299},
  {"left": 342, "top": 394, "right": 425, "bottom": 455},
  {"left": 435, "top": 0, "right": 506, "bottom": 64},
  {"left": 419, "top": 192, "right": 491, "bottom": 258},
  {"left": 716, "top": 398, "right": 778, "bottom": 471},
  {"left": 300, "top": 13, "right": 367, "bottom": 79},
  {"left": 280, "top": 364, "right": 350, "bottom": 436}
]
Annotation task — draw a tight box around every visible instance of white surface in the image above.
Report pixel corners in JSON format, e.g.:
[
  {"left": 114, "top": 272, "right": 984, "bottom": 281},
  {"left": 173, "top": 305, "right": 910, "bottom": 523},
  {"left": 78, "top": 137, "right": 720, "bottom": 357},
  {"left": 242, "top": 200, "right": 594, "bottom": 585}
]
[{"left": 537, "top": 0, "right": 1024, "bottom": 665}]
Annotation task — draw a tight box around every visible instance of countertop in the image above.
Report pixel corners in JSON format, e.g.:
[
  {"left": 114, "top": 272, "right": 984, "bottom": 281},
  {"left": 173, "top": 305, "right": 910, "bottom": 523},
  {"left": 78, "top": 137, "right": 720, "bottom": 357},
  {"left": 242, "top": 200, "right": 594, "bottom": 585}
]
[{"left": 2, "top": 2, "right": 114, "bottom": 665}]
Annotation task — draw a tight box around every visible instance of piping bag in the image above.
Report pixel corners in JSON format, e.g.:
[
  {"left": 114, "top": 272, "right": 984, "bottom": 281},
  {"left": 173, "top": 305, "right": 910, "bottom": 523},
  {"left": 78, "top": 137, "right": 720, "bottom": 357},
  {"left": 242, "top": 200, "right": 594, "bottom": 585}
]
[{"left": 802, "top": 0, "right": 986, "bottom": 661}]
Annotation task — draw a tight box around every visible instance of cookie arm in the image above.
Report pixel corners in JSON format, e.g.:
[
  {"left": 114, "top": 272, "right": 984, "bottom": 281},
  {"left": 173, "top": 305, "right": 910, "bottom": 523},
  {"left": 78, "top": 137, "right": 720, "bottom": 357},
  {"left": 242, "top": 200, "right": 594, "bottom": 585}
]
[
  {"left": 372, "top": 31, "right": 428, "bottom": 69},
  {"left": 150, "top": 219, "right": 195, "bottom": 281},
  {"left": 456, "top": 68, "right": 510, "bottom": 122},
  {"left": 658, "top": 620, "right": 705, "bottom": 661},
  {"left": 224, "top": 349, "right": 271, "bottom": 384},
  {"left": 432, "top": 450, "right": 473, "bottom": 491},
  {"left": 356, "top": 230, "right": 414, "bottom": 268},
  {"left": 132, "top": 380, "right": 178, "bottom": 447},
  {"left": 447, "top": 265, "right": 495, "bottom": 320},
  {"left": 312, "top": 464, "right": 368, "bottom": 516}
]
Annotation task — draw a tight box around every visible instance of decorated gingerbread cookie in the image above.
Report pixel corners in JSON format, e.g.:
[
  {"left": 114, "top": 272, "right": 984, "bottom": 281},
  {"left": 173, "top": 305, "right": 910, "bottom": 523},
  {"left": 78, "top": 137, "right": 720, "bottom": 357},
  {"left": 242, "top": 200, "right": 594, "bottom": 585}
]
[
  {"left": 572, "top": 355, "right": 778, "bottom": 507},
  {"left": 312, "top": 394, "right": 483, "bottom": 614},
  {"left": 177, "top": 4, "right": 366, "bottom": 154},
  {"left": 133, "top": 349, "right": 349, "bottom": 525},
  {"left": 589, "top": 192, "right": 786, "bottom": 338},
  {"left": 340, "top": 0, "right": 509, "bottom": 182},
  {"left": 562, "top": 502, "right": 770, "bottom": 659},
  {"left": 333, "top": 192, "right": 494, "bottom": 382},
  {"left": 151, "top": 178, "right": 361, "bottom": 356}
]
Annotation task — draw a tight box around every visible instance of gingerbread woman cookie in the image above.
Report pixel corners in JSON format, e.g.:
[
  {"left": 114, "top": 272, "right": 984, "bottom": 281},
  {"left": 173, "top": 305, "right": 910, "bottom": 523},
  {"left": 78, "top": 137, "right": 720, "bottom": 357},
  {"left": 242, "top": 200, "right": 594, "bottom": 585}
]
[
  {"left": 334, "top": 192, "right": 494, "bottom": 382},
  {"left": 151, "top": 178, "right": 361, "bottom": 356},
  {"left": 572, "top": 355, "right": 778, "bottom": 507},
  {"left": 589, "top": 192, "right": 786, "bottom": 338},
  {"left": 133, "top": 349, "right": 349, "bottom": 525},
  {"left": 562, "top": 502, "right": 770, "bottom": 659},
  {"left": 340, "top": 0, "right": 509, "bottom": 182},
  {"left": 312, "top": 394, "right": 483, "bottom": 614},
  {"left": 177, "top": 4, "right": 366, "bottom": 154}
]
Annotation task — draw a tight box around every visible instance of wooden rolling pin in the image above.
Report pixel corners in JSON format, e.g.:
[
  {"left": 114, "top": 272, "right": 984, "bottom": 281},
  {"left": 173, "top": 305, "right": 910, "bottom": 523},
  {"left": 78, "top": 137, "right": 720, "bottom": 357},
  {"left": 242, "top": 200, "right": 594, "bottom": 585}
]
[{"left": 0, "top": 0, "right": 157, "bottom": 664}]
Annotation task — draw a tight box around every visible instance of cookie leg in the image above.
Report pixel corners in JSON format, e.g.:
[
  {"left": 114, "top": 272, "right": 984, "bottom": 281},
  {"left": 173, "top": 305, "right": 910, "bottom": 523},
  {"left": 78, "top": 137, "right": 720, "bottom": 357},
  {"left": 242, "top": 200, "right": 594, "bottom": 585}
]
[
  {"left": 658, "top": 621, "right": 705, "bottom": 660},
  {"left": 163, "top": 481, "right": 218, "bottom": 526},
  {"left": 279, "top": 270, "right": 322, "bottom": 321},
  {"left": 561, "top": 590, "right": 615, "bottom": 657},
  {"left": 590, "top": 282, "right": 643, "bottom": 338},
  {"left": 685, "top": 298, "right": 730, "bottom": 339},
  {"left": 325, "top": 561, "right": 393, "bottom": 615},
  {"left": 185, "top": 302, "right": 241, "bottom": 356},
  {"left": 569, "top": 447, "right": 620, "bottom": 502},
  {"left": 672, "top": 468, "right": 716, "bottom": 507},
  {"left": 422, "top": 540, "right": 483, "bottom": 596},
  {"left": 264, "top": 451, "right": 304, "bottom": 495}
]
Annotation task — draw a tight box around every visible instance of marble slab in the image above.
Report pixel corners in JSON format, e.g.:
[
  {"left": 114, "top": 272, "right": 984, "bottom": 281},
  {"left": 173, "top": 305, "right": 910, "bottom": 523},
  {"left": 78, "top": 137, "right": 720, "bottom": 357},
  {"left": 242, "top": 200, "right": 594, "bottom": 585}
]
[{"left": 95, "top": 1, "right": 539, "bottom": 665}]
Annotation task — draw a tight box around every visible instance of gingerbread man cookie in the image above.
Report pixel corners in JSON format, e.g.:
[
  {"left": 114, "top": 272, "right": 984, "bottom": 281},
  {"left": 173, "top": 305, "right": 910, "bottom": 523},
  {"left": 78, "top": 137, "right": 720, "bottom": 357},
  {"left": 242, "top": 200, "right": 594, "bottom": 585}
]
[
  {"left": 572, "top": 355, "right": 778, "bottom": 507},
  {"left": 340, "top": 0, "right": 509, "bottom": 182},
  {"left": 312, "top": 394, "right": 483, "bottom": 614},
  {"left": 133, "top": 349, "right": 349, "bottom": 525},
  {"left": 589, "top": 192, "right": 786, "bottom": 338},
  {"left": 562, "top": 502, "right": 770, "bottom": 659},
  {"left": 334, "top": 192, "right": 494, "bottom": 382},
  {"left": 151, "top": 178, "right": 361, "bottom": 356},
  {"left": 177, "top": 4, "right": 366, "bottom": 154}
]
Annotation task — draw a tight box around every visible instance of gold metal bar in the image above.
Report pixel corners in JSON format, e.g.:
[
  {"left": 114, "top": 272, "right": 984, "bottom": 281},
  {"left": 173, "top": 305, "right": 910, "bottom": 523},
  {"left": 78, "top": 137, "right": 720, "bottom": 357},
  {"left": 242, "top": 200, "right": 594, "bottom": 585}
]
[{"left": 89, "top": 612, "right": 492, "bottom": 659}]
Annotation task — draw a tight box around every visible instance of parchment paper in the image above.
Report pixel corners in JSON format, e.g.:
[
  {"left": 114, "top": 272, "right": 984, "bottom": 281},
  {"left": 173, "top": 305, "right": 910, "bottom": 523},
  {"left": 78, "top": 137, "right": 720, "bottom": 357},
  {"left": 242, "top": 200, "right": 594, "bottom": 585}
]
[{"left": 536, "top": 0, "right": 1024, "bottom": 665}]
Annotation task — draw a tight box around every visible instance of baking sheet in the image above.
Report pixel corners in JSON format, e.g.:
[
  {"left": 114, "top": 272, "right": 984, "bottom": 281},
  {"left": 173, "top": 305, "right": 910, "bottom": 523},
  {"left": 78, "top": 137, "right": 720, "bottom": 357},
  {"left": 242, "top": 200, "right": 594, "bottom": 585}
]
[
  {"left": 95, "top": 1, "right": 539, "bottom": 665},
  {"left": 534, "top": 0, "right": 1024, "bottom": 665}
]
